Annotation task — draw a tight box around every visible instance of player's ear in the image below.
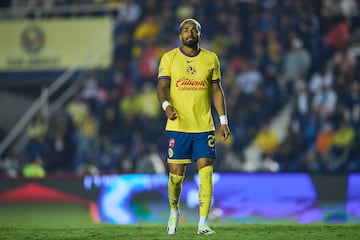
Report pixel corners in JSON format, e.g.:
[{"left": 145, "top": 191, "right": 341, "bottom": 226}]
[{"left": 179, "top": 34, "right": 181, "bottom": 42}]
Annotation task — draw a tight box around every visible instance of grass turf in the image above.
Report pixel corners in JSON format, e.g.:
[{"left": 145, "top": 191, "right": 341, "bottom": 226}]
[
  {"left": 1, "top": 224, "right": 359, "bottom": 240},
  {"left": 0, "top": 203, "right": 359, "bottom": 240}
]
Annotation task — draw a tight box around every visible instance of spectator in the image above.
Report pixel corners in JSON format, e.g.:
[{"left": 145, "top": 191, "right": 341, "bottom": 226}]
[
  {"left": 309, "top": 64, "right": 333, "bottom": 94},
  {"left": 282, "top": 38, "right": 311, "bottom": 95},
  {"left": 0, "top": 150, "right": 20, "bottom": 178},
  {"left": 339, "top": 0, "right": 359, "bottom": 18},
  {"left": 312, "top": 85, "right": 337, "bottom": 123},
  {"left": 314, "top": 122, "right": 336, "bottom": 171},
  {"left": 138, "top": 39, "right": 162, "bottom": 85},
  {"left": 236, "top": 60, "right": 263, "bottom": 97},
  {"left": 99, "top": 105, "right": 121, "bottom": 144},
  {"left": 66, "top": 93, "right": 89, "bottom": 128},
  {"left": 329, "top": 120, "right": 356, "bottom": 170},
  {"left": 73, "top": 111, "right": 98, "bottom": 172},
  {"left": 26, "top": 112, "right": 48, "bottom": 139},
  {"left": 136, "top": 82, "right": 160, "bottom": 120},
  {"left": 96, "top": 136, "right": 121, "bottom": 172},
  {"left": 293, "top": 81, "right": 311, "bottom": 131},
  {"left": 133, "top": 15, "right": 159, "bottom": 42},
  {"left": 113, "top": 31, "right": 133, "bottom": 72},
  {"left": 255, "top": 122, "right": 280, "bottom": 171},
  {"left": 273, "top": 124, "right": 305, "bottom": 171},
  {"left": 97, "top": 105, "right": 122, "bottom": 171},
  {"left": 323, "top": 16, "right": 351, "bottom": 60},
  {"left": 22, "top": 155, "right": 46, "bottom": 178},
  {"left": 24, "top": 133, "right": 49, "bottom": 165},
  {"left": 264, "top": 28, "right": 283, "bottom": 72},
  {"left": 331, "top": 45, "right": 357, "bottom": 78},
  {"left": 257, "top": 10, "right": 275, "bottom": 33},
  {"left": 333, "top": 72, "right": 351, "bottom": 108},
  {"left": 135, "top": 144, "right": 165, "bottom": 174},
  {"left": 116, "top": 0, "right": 141, "bottom": 29},
  {"left": 295, "top": 9, "right": 320, "bottom": 60},
  {"left": 47, "top": 129, "right": 73, "bottom": 173},
  {"left": 81, "top": 73, "right": 98, "bottom": 111},
  {"left": 345, "top": 81, "right": 360, "bottom": 126}
]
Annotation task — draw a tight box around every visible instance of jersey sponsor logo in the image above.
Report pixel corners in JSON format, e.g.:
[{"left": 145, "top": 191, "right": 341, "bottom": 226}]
[{"left": 175, "top": 77, "right": 207, "bottom": 91}]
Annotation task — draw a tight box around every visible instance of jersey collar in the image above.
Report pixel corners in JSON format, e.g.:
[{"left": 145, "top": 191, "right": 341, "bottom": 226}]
[{"left": 179, "top": 47, "right": 201, "bottom": 57}]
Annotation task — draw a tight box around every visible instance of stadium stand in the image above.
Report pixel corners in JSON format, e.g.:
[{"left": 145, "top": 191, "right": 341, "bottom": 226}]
[{"left": 0, "top": 0, "right": 359, "bottom": 177}]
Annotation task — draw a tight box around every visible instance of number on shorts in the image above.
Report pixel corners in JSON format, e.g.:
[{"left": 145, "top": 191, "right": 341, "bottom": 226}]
[{"left": 207, "top": 134, "right": 215, "bottom": 147}]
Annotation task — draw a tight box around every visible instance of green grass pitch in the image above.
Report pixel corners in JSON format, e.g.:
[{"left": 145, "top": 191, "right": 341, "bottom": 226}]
[{"left": 0, "top": 203, "right": 359, "bottom": 240}]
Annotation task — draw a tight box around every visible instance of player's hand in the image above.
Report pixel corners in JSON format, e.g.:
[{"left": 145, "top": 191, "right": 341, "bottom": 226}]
[
  {"left": 165, "top": 105, "right": 178, "bottom": 120},
  {"left": 220, "top": 125, "right": 231, "bottom": 141}
]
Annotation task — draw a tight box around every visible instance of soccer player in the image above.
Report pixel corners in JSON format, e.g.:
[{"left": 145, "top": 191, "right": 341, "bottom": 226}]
[{"left": 157, "top": 18, "right": 231, "bottom": 235}]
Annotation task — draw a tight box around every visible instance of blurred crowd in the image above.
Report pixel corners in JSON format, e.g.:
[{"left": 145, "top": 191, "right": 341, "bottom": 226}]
[{"left": 1, "top": 0, "right": 360, "bottom": 178}]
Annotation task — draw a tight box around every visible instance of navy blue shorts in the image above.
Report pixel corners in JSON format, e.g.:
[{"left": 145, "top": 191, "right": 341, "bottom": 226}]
[{"left": 166, "top": 131, "right": 216, "bottom": 164}]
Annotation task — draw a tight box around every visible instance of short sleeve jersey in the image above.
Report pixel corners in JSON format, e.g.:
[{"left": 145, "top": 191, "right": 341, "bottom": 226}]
[{"left": 158, "top": 47, "right": 221, "bottom": 133}]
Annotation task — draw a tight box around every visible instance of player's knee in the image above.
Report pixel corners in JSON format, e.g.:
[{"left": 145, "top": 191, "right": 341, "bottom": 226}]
[
  {"left": 169, "top": 163, "right": 185, "bottom": 176},
  {"left": 197, "top": 158, "right": 214, "bottom": 170},
  {"left": 169, "top": 172, "right": 184, "bottom": 184}
]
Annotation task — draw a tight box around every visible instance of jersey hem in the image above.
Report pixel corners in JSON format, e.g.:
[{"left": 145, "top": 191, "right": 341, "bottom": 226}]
[{"left": 165, "top": 128, "right": 215, "bottom": 133}]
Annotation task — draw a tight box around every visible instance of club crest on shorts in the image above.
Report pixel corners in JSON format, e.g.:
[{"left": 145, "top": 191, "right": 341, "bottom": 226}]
[{"left": 168, "top": 148, "right": 174, "bottom": 158}]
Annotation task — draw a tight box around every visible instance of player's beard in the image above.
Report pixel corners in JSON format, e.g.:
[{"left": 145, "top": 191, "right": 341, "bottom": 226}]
[{"left": 182, "top": 38, "right": 198, "bottom": 48}]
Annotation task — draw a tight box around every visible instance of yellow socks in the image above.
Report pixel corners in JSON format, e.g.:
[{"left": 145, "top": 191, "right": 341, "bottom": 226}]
[
  {"left": 168, "top": 166, "right": 213, "bottom": 222},
  {"left": 198, "top": 165, "right": 213, "bottom": 218},
  {"left": 168, "top": 173, "right": 185, "bottom": 211}
]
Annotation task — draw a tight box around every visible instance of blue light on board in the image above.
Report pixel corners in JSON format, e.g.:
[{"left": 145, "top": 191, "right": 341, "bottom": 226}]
[{"left": 88, "top": 173, "right": 324, "bottom": 224}]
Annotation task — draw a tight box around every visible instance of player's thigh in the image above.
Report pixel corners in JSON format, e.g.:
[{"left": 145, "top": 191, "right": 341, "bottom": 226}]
[
  {"left": 166, "top": 131, "right": 192, "bottom": 164},
  {"left": 192, "top": 131, "right": 216, "bottom": 161}
]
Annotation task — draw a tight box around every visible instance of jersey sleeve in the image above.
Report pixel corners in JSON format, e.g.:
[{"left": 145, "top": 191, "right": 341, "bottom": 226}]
[
  {"left": 158, "top": 52, "right": 171, "bottom": 81},
  {"left": 211, "top": 53, "right": 221, "bottom": 83}
]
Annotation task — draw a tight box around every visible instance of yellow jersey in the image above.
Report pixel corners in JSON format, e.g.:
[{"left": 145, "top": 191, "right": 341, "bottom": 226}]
[{"left": 158, "top": 47, "right": 221, "bottom": 132}]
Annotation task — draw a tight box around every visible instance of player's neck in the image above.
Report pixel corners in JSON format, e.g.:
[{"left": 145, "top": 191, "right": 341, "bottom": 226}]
[{"left": 180, "top": 45, "right": 200, "bottom": 56}]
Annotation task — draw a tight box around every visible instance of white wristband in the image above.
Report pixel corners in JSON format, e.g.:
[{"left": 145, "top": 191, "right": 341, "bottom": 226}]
[
  {"left": 219, "top": 115, "right": 228, "bottom": 125},
  {"left": 162, "top": 101, "right": 171, "bottom": 111}
]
